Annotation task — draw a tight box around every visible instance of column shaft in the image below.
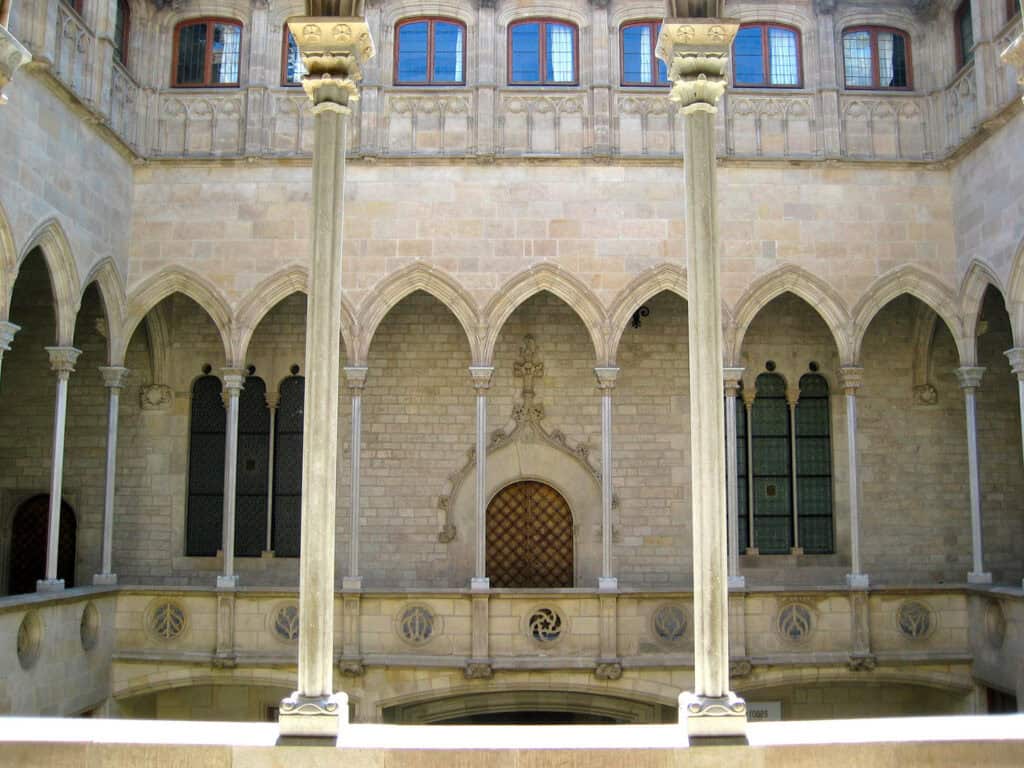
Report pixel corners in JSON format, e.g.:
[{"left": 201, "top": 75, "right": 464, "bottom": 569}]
[
  {"left": 344, "top": 366, "right": 367, "bottom": 588},
  {"left": 788, "top": 395, "right": 801, "bottom": 553},
  {"left": 595, "top": 367, "right": 619, "bottom": 590},
  {"left": 96, "top": 366, "right": 128, "bottom": 585},
  {"left": 956, "top": 366, "right": 990, "bottom": 584},
  {"left": 840, "top": 367, "right": 867, "bottom": 588},
  {"left": 724, "top": 368, "right": 744, "bottom": 588},
  {"left": 743, "top": 396, "right": 755, "bottom": 552},
  {"left": 219, "top": 372, "right": 244, "bottom": 587},
  {"left": 469, "top": 366, "right": 493, "bottom": 589}
]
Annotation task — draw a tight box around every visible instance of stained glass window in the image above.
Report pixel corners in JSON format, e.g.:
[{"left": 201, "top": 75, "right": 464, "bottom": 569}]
[
  {"left": 843, "top": 27, "right": 911, "bottom": 89},
  {"left": 509, "top": 20, "right": 577, "bottom": 85},
  {"left": 235, "top": 376, "right": 269, "bottom": 557},
  {"left": 395, "top": 18, "right": 465, "bottom": 85},
  {"left": 621, "top": 21, "right": 669, "bottom": 86},
  {"left": 795, "top": 374, "right": 833, "bottom": 554},
  {"left": 735, "top": 393, "right": 749, "bottom": 552},
  {"left": 751, "top": 373, "right": 792, "bottom": 554},
  {"left": 273, "top": 376, "right": 304, "bottom": 557},
  {"left": 733, "top": 23, "right": 801, "bottom": 87},
  {"left": 174, "top": 18, "right": 241, "bottom": 87},
  {"left": 187, "top": 375, "right": 226, "bottom": 556}
]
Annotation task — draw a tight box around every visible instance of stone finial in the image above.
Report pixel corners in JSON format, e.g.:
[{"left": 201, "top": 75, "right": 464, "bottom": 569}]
[
  {"left": 838, "top": 366, "right": 864, "bottom": 394},
  {"left": 469, "top": 365, "right": 495, "bottom": 391},
  {"left": 0, "top": 25, "right": 32, "bottom": 106},
  {"left": 344, "top": 365, "right": 368, "bottom": 391},
  {"left": 723, "top": 367, "right": 744, "bottom": 397},
  {"left": 1006, "top": 348, "right": 1024, "bottom": 377},
  {"left": 0, "top": 320, "right": 19, "bottom": 351},
  {"left": 656, "top": 21, "right": 739, "bottom": 113},
  {"left": 955, "top": 366, "right": 985, "bottom": 391},
  {"left": 46, "top": 346, "right": 82, "bottom": 375},
  {"left": 594, "top": 366, "right": 620, "bottom": 391},
  {"left": 98, "top": 366, "right": 130, "bottom": 389},
  {"left": 287, "top": 18, "right": 376, "bottom": 111}
]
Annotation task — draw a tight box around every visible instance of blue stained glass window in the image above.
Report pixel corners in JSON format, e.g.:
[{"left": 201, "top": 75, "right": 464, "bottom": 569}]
[
  {"left": 398, "top": 21, "right": 429, "bottom": 83},
  {"left": 734, "top": 26, "right": 764, "bottom": 85},
  {"left": 395, "top": 18, "right": 465, "bottom": 85},
  {"left": 622, "top": 22, "right": 668, "bottom": 86},
  {"left": 510, "top": 20, "right": 577, "bottom": 84},
  {"left": 733, "top": 23, "right": 800, "bottom": 87},
  {"left": 433, "top": 22, "right": 464, "bottom": 82},
  {"left": 511, "top": 22, "right": 541, "bottom": 82},
  {"left": 283, "top": 30, "right": 305, "bottom": 85}
]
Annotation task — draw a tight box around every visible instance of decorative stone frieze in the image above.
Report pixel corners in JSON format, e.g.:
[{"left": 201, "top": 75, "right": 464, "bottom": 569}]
[
  {"left": 140, "top": 384, "right": 173, "bottom": 411},
  {"left": 286, "top": 19, "right": 374, "bottom": 112},
  {"left": 0, "top": 25, "right": 31, "bottom": 106}
]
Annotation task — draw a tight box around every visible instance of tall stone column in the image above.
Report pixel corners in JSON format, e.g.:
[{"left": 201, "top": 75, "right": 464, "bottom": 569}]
[
  {"left": 218, "top": 370, "right": 245, "bottom": 589},
  {"left": 723, "top": 368, "right": 744, "bottom": 589},
  {"left": 595, "top": 367, "right": 619, "bottom": 590},
  {"left": 742, "top": 386, "right": 755, "bottom": 554},
  {"left": 956, "top": 366, "right": 991, "bottom": 584},
  {"left": 38, "top": 346, "right": 81, "bottom": 592},
  {"left": 94, "top": 366, "right": 128, "bottom": 586},
  {"left": 1006, "top": 348, "right": 1024, "bottom": 464},
  {"left": 0, "top": 2, "right": 32, "bottom": 106},
  {"left": 0, "top": 320, "right": 18, "bottom": 385},
  {"left": 263, "top": 391, "right": 280, "bottom": 555},
  {"left": 343, "top": 366, "right": 367, "bottom": 590},
  {"left": 469, "top": 366, "right": 494, "bottom": 590},
  {"left": 657, "top": 14, "right": 746, "bottom": 738},
  {"left": 279, "top": 13, "right": 374, "bottom": 739},
  {"left": 839, "top": 367, "right": 868, "bottom": 588}
]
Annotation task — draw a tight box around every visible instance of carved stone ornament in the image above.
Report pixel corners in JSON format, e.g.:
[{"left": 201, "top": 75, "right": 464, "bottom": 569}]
[
  {"left": 286, "top": 18, "right": 375, "bottom": 110},
  {"left": 651, "top": 604, "right": 688, "bottom": 644},
  {"left": 437, "top": 521, "right": 457, "bottom": 543},
  {"left": 655, "top": 21, "right": 739, "bottom": 113},
  {"left": 985, "top": 600, "right": 1006, "bottom": 650},
  {"left": 0, "top": 25, "right": 32, "bottom": 107},
  {"left": 271, "top": 603, "right": 299, "bottom": 642},
  {"left": 847, "top": 654, "right": 877, "bottom": 672},
  {"left": 914, "top": 383, "right": 938, "bottom": 405},
  {"left": 146, "top": 599, "right": 187, "bottom": 641},
  {"left": 896, "top": 600, "right": 933, "bottom": 640},
  {"left": 527, "top": 606, "right": 564, "bottom": 643},
  {"left": 396, "top": 604, "right": 438, "bottom": 646},
  {"left": 463, "top": 662, "right": 493, "bottom": 679},
  {"left": 680, "top": 691, "right": 747, "bottom": 719},
  {"left": 140, "top": 384, "right": 174, "bottom": 411},
  {"left": 594, "top": 662, "right": 622, "bottom": 680},
  {"left": 339, "top": 660, "right": 365, "bottom": 677},
  {"left": 729, "top": 660, "right": 753, "bottom": 678},
  {"left": 17, "top": 610, "right": 42, "bottom": 670},
  {"left": 776, "top": 602, "right": 814, "bottom": 645},
  {"left": 279, "top": 692, "right": 349, "bottom": 737},
  {"left": 812, "top": 0, "right": 838, "bottom": 13}
]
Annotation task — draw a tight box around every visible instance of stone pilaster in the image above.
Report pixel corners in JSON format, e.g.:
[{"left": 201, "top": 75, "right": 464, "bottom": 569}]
[
  {"left": 469, "top": 365, "right": 494, "bottom": 590},
  {"left": 218, "top": 370, "right": 245, "bottom": 589},
  {"left": 38, "top": 346, "right": 81, "bottom": 592},
  {"left": 1006, "top": 348, "right": 1024, "bottom": 465},
  {"left": 263, "top": 391, "right": 280, "bottom": 556},
  {"left": 94, "top": 366, "right": 129, "bottom": 586},
  {"left": 955, "top": 366, "right": 990, "bottom": 584},
  {"left": 343, "top": 366, "right": 367, "bottom": 590},
  {"left": 595, "top": 367, "right": 619, "bottom": 590},
  {"left": 279, "top": 12, "right": 374, "bottom": 740},
  {"left": 0, "top": 320, "right": 19, "bottom": 385},
  {"left": 839, "top": 367, "right": 868, "bottom": 589},
  {"left": 723, "top": 368, "right": 744, "bottom": 589},
  {"left": 657, "top": 16, "right": 746, "bottom": 738},
  {"left": 0, "top": 23, "right": 31, "bottom": 106}
]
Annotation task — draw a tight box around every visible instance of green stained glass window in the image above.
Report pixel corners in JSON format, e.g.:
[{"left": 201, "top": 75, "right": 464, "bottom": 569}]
[
  {"left": 751, "top": 373, "right": 791, "bottom": 553},
  {"left": 795, "top": 374, "right": 833, "bottom": 553}
]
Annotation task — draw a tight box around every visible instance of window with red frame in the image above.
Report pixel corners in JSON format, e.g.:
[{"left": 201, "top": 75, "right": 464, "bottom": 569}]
[
  {"left": 394, "top": 18, "right": 466, "bottom": 85},
  {"left": 173, "top": 18, "right": 242, "bottom": 87},
  {"left": 842, "top": 26, "right": 911, "bottom": 89},
  {"left": 113, "top": 0, "right": 130, "bottom": 66},
  {"left": 621, "top": 21, "right": 668, "bottom": 86},
  {"left": 282, "top": 27, "right": 305, "bottom": 85},
  {"left": 509, "top": 19, "right": 577, "bottom": 85},
  {"left": 733, "top": 22, "right": 802, "bottom": 87},
  {"left": 955, "top": 0, "right": 974, "bottom": 69}
]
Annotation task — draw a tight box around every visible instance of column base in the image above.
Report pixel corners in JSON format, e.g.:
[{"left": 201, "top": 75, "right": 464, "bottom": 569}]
[
  {"left": 679, "top": 691, "right": 747, "bottom": 739},
  {"left": 93, "top": 573, "right": 118, "bottom": 586},
  {"left": 342, "top": 576, "right": 363, "bottom": 591},
  {"left": 846, "top": 573, "right": 870, "bottom": 589},
  {"left": 36, "top": 579, "right": 65, "bottom": 593},
  {"left": 598, "top": 576, "right": 618, "bottom": 591},
  {"left": 967, "top": 571, "right": 992, "bottom": 585},
  {"left": 727, "top": 575, "right": 746, "bottom": 589},
  {"left": 470, "top": 577, "right": 490, "bottom": 591},
  {"left": 278, "top": 692, "right": 348, "bottom": 739},
  {"left": 216, "top": 574, "right": 239, "bottom": 589}
]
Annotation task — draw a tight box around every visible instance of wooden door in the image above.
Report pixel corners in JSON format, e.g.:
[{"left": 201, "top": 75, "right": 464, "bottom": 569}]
[{"left": 486, "top": 481, "right": 573, "bottom": 588}]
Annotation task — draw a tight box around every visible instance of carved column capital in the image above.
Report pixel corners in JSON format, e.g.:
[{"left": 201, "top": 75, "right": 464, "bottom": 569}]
[
  {"left": 594, "top": 366, "right": 620, "bottom": 391},
  {"left": 656, "top": 20, "right": 739, "bottom": 113},
  {"left": 0, "top": 320, "right": 19, "bottom": 351},
  {"left": 723, "top": 367, "right": 744, "bottom": 397},
  {"left": 221, "top": 369, "right": 246, "bottom": 395},
  {"left": 288, "top": 18, "right": 376, "bottom": 111},
  {"left": 344, "top": 365, "right": 368, "bottom": 391},
  {"left": 1006, "top": 347, "right": 1024, "bottom": 377},
  {"left": 0, "top": 25, "right": 32, "bottom": 106},
  {"left": 98, "top": 366, "right": 130, "bottom": 389},
  {"left": 46, "top": 346, "right": 82, "bottom": 377},
  {"left": 839, "top": 366, "right": 864, "bottom": 395},
  {"left": 955, "top": 366, "right": 986, "bottom": 392},
  {"left": 469, "top": 365, "right": 494, "bottom": 391},
  {"left": 741, "top": 386, "right": 756, "bottom": 409},
  {"left": 265, "top": 391, "right": 281, "bottom": 410}
]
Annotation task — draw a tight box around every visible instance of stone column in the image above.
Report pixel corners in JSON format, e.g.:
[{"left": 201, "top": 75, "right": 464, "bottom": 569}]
[
  {"left": 742, "top": 386, "right": 755, "bottom": 554},
  {"left": 1005, "top": 348, "right": 1024, "bottom": 464},
  {"left": 94, "top": 366, "right": 129, "bottom": 586},
  {"left": 263, "top": 391, "right": 279, "bottom": 555},
  {"left": 279, "top": 13, "right": 374, "bottom": 739},
  {"left": 0, "top": 320, "right": 18, "bottom": 385},
  {"left": 38, "top": 346, "right": 81, "bottom": 592},
  {"left": 595, "top": 366, "right": 619, "bottom": 590},
  {"left": 0, "top": 6, "right": 32, "bottom": 106},
  {"left": 469, "top": 365, "right": 494, "bottom": 590},
  {"left": 786, "top": 388, "right": 802, "bottom": 554},
  {"left": 657, "top": 16, "right": 746, "bottom": 737},
  {"left": 839, "top": 367, "right": 868, "bottom": 589},
  {"left": 956, "top": 366, "right": 991, "bottom": 584},
  {"left": 218, "top": 370, "right": 245, "bottom": 589},
  {"left": 723, "top": 368, "right": 744, "bottom": 589},
  {"left": 343, "top": 365, "right": 367, "bottom": 590}
]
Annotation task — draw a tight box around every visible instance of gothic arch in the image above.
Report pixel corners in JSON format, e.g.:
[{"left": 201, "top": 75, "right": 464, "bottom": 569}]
[
  {"left": 850, "top": 266, "right": 967, "bottom": 365},
  {"left": 731, "top": 265, "right": 852, "bottom": 364},
  {"left": 607, "top": 264, "right": 688, "bottom": 362},
  {"left": 354, "top": 263, "right": 481, "bottom": 364},
  {"left": 81, "top": 258, "right": 128, "bottom": 365},
  {"left": 17, "top": 218, "right": 82, "bottom": 346},
  {"left": 0, "top": 201, "right": 15, "bottom": 319},
  {"left": 118, "top": 266, "right": 233, "bottom": 365},
  {"left": 483, "top": 265, "right": 608, "bottom": 365},
  {"left": 958, "top": 261, "right": 1006, "bottom": 361},
  {"left": 1007, "top": 234, "right": 1024, "bottom": 346}
]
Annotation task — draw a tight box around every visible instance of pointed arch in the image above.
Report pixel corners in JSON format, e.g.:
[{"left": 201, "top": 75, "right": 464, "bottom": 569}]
[
  {"left": 354, "top": 263, "right": 481, "bottom": 364},
  {"left": 483, "top": 265, "right": 609, "bottom": 365},
  {"left": 0, "top": 201, "right": 16, "bottom": 319},
  {"left": 959, "top": 260, "right": 1006, "bottom": 354},
  {"left": 17, "top": 218, "right": 82, "bottom": 346},
  {"left": 607, "top": 264, "right": 688, "bottom": 362},
  {"left": 851, "top": 266, "right": 967, "bottom": 365},
  {"left": 1007, "top": 234, "right": 1024, "bottom": 347},
  {"left": 81, "top": 258, "right": 128, "bottom": 365},
  {"left": 119, "top": 266, "right": 233, "bottom": 365},
  {"left": 732, "top": 265, "right": 853, "bottom": 364}
]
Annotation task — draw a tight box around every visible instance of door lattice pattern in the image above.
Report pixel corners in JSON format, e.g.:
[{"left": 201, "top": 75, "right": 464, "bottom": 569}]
[{"left": 486, "top": 481, "right": 573, "bottom": 588}]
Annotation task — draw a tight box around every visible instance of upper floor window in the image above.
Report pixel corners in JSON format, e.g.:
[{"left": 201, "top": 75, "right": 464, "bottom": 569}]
[
  {"left": 733, "top": 23, "right": 802, "bottom": 87},
  {"left": 173, "top": 18, "right": 242, "bottom": 88},
  {"left": 509, "top": 19, "right": 577, "bottom": 85},
  {"left": 1011, "top": 0, "right": 1021, "bottom": 22},
  {"left": 621, "top": 21, "right": 668, "bottom": 86},
  {"left": 395, "top": 17, "right": 466, "bottom": 85},
  {"left": 114, "top": 0, "right": 130, "bottom": 66},
  {"left": 842, "top": 26, "right": 911, "bottom": 89},
  {"left": 282, "top": 28, "right": 305, "bottom": 85},
  {"left": 955, "top": 1, "right": 974, "bottom": 70}
]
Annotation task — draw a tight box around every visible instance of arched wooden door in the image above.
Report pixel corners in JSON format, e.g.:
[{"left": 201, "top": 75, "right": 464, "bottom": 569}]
[
  {"left": 7, "top": 495, "right": 76, "bottom": 595},
  {"left": 486, "top": 481, "right": 573, "bottom": 588}
]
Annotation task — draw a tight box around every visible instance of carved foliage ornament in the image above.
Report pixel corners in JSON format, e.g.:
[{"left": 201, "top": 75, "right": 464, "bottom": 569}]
[
  {"left": 777, "top": 603, "right": 814, "bottom": 644},
  {"left": 147, "top": 599, "right": 187, "bottom": 641},
  {"left": 652, "top": 604, "right": 688, "bottom": 645},
  {"left": 896, "top": 601, "right": 933, "bottom": 640},
  {"left": 272, "top": 603, "right": 299, "bottom": 642}
]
